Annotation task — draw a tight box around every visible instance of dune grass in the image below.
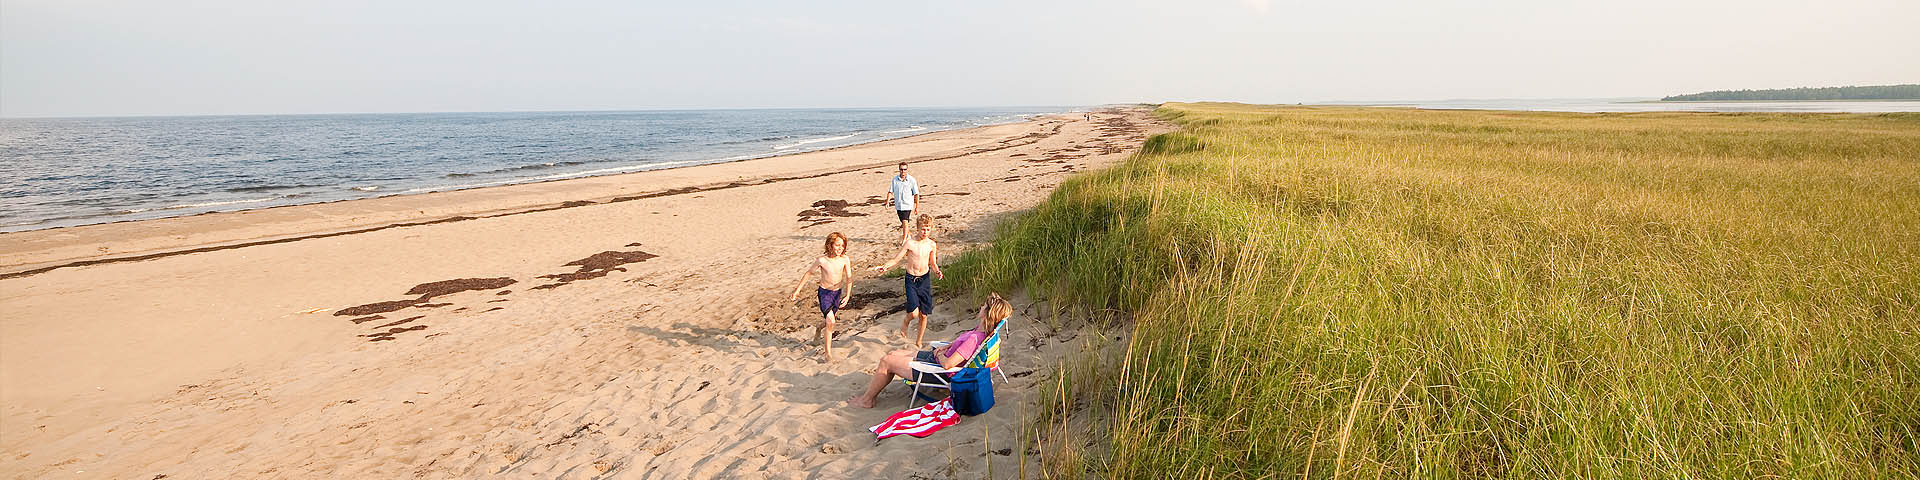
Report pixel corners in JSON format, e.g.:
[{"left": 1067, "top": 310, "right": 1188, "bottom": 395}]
[{"left": 945, "top": 103, "right": 1920, "bottom": 478}]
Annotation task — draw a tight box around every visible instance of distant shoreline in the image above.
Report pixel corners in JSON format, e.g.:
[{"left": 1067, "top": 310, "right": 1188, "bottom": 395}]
[
  {"left": 1, "top": 107, "right": 1072, "bottom": 234},
  {"left": 1658, "top": 84, "right": 1920, "bottom": 102},
  {"left": 0, "top": 111, "right": 1088, "bottom": 275},
  {"left": 1636, "top": 98, "right": 1920, "bottom": 104},
  {"left": 0, "top": 121, "right": 959, "bottom": 235}
]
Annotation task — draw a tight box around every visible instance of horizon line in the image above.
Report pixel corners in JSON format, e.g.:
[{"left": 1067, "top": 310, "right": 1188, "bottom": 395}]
[{"left": 0, "top": 103, "right": 1126, "bottom": 121}]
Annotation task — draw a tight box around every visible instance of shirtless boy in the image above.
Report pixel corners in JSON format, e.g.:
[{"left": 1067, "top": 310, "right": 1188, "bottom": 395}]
[
  {"left": 790, "top": 232, "right": 852, "bottom": 362},
  {"left": 870, "top": 215, "right": 941, "bottom": 346}
]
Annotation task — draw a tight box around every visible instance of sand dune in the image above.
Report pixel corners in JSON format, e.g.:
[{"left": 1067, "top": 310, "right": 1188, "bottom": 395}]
[{"left": 0, "top": 107, "right": 1166, "bottom": 478}]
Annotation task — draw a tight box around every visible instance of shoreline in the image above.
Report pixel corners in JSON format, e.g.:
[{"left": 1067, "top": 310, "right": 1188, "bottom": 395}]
[
  {"left": 1635, "top": 98, "right": 1920, "bottom": 103},
  {"left": 0, "top": 114, "right": 1069, "bottom": 278},
  {"left": 0, "top": 111, "right": 1067, "bottom": 236}
]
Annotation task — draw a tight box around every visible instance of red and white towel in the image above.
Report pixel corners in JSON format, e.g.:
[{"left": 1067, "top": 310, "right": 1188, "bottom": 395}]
[{"left": 870, "top": 398, "right": 960, "bottom": 440}]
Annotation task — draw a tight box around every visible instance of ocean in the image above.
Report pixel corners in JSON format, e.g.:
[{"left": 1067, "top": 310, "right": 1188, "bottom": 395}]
[{"left": 0, "top": 107, "right": 1070, "bottom": 233}]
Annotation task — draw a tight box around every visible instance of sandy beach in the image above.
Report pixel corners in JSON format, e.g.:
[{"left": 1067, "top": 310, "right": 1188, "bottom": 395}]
[{"left": 0, "top": 107, "right": 1167, "bottom": 478}]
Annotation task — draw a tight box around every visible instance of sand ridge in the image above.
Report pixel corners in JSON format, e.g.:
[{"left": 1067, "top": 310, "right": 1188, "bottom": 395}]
[{"left": 0, "top": 107, "right": 1167, "bottom": 478}]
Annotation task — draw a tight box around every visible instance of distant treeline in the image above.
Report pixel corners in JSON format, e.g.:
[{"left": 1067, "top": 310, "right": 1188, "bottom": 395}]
[{"left": 1662, "top": 84, "right": 1920, "bottom": 101}]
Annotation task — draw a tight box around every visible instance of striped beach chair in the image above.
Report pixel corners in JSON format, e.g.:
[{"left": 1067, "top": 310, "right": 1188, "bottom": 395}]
[{"left": 903, "top": 317, "right": 1010, "bottom": 406}]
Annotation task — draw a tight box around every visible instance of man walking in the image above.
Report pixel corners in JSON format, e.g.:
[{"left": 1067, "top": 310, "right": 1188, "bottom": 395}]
[{"left": 885, "top": 162, "right": 920, "bottom": 239}]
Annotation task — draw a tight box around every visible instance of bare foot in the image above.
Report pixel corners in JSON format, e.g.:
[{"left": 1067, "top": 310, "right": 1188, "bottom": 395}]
[
  {"left": 848, "top": 395, "right": 875, "bottom": 408},
  {"left": 915, "top": 319, "right": 927, "bottom": 347}
]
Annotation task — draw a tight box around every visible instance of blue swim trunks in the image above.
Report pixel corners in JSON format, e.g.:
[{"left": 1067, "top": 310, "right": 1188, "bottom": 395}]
[
  {"left": 817, "top": 287, "right": 842, "bottom": 316},
  {"left": 903, "top": 273, "right": 933, "bottom": 314}
]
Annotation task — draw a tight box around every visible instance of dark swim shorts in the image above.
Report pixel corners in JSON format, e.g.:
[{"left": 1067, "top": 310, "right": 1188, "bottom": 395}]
[
  {"left": 896, "top": 209, "right": 913, "bottom": 221},
  {"left": 903, "top": 273, "right": 933, "bottom": 314},
  {"left": 912, "top": 350, "right": 943, "bottom": 383},
  {"left": 817, "top": 287, "right": 842, "bottom": 316}
]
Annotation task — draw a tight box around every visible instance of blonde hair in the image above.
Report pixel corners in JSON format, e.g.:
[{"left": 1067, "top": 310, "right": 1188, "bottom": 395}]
[
  {"left": 983, "top": 292, "right": 1012, "bottom": 323},
  {"left": 823, "top": 232, "right": 847, "bottom": 257},
  {"left": 915, "top": 214, "right": 933, "bottom": 230}
]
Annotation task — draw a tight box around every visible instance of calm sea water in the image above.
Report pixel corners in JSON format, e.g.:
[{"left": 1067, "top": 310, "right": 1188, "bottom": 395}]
[{"left": 0, "top": 107, "right": 1070, "bottom": 233}]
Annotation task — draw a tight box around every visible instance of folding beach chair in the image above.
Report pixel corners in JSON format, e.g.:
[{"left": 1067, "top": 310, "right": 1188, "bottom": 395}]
[{"left": 903, "top": 317, "right": 1011, "bottom": 407}]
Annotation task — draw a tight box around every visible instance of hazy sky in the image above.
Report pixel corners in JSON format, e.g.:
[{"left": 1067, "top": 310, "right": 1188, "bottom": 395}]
[{"left": 3, "top": 0, "right": 1916, "bottom": 117}]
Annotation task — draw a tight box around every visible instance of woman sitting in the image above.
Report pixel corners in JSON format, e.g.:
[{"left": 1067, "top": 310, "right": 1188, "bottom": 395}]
[{"left": 848, "top": 293, "right": 1012, "bottom": 408}]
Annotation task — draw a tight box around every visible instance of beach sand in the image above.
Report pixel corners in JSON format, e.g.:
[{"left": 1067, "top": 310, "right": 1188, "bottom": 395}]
[{"left": 0, "top": 107, "right": 1167, "bottom": 478}]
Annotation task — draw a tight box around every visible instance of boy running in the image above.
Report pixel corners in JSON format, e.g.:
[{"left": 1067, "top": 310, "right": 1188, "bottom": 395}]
[
  {"left": 790, "top": 232, "right": 852, "bottom": 362},
  {"left": 870, "top": 215, "right": 941, "bottom": 347}
]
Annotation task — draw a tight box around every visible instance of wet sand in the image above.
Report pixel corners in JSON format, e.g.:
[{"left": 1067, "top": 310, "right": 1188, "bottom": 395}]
[{"left": 0, "top": 107, "right": 1167, "bottom": 478}]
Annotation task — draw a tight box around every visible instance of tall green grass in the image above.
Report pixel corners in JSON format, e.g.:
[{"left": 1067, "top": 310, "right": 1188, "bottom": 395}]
[{"left": 949, "top": 103, "right": 1920, "bottom": 478}]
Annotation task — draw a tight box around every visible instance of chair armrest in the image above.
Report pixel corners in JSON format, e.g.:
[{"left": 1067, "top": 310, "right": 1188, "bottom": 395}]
[{"left": 909, "top": 361, "right": 959, "bottom": 374}]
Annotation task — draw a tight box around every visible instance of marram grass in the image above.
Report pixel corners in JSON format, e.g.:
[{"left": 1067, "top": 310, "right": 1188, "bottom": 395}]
[{"left": 947, "top": 103, "right": 1920, "bottom": 478}]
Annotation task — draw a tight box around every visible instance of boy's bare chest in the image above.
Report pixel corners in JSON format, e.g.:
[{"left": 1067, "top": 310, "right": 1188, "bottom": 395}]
[
  {"left": 818, "top": 257, "right": 849, "bottom": 271},
  {"left": 906, "top": 241, "right": 935, "bottom": 257}
]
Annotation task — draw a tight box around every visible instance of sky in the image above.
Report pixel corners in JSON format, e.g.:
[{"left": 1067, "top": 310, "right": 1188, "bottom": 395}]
[{"left": 3, "top": 0, "right": 1917, "bottom": 117}]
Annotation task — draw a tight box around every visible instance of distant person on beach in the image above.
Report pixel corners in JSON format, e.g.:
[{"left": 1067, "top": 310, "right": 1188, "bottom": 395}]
[
  {"left": 870, "top": 214, "right": 941, "bottom": 347},
  {"left": 848, "top": 292, "right": 1011, "bottom": 408},
  {"left": 790, "top": 232, "right": 853, "bottom": 362},
  {"left": 885, "top": 162, "right": 920, "bottom": 239}
]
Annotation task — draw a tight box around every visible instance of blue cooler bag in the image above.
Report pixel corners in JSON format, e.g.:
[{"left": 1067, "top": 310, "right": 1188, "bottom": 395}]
[{"left": 949, "top": 367, "right": 995, "bottom": 416}]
